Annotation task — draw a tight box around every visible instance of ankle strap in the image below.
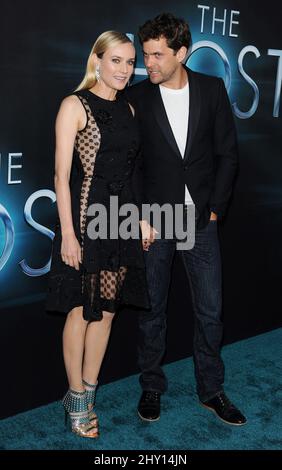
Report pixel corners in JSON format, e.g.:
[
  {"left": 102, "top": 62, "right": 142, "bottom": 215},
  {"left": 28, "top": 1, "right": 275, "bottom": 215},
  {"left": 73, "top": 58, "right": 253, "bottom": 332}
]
[
  {"left": 82, "top": 379, "right": 98, "bottom": 389},
  {"left": 62, "top": 389, "right": 88, "bottom": 413},
  {"left": 82, "top": 380, "right": 98, "bottom": 408}
]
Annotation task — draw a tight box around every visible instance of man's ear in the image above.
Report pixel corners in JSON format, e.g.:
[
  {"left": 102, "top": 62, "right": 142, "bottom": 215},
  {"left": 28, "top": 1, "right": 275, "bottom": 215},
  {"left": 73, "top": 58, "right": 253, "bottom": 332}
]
[{"left": 176, "top": 46, "right": 188, "bottom": 63}]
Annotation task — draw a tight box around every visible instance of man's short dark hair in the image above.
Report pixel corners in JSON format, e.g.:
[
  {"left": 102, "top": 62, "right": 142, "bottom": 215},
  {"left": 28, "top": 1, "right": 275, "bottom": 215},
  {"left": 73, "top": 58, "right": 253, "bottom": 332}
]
[{"left": 138, "top": 12, "right": 191, "bottom": 52}]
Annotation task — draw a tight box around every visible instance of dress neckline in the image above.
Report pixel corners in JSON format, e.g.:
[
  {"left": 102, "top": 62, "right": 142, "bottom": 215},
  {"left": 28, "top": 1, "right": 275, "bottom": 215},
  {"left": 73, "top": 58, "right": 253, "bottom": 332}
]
[{"left": 87, "top": 89, "right": 118, "bottom": 103}]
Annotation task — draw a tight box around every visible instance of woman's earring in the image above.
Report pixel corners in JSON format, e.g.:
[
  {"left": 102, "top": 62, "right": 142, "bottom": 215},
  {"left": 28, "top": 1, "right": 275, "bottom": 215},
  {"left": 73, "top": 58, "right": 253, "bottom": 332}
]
[{"left": 95, "top": 66, "right": 100, "bottom": 82}]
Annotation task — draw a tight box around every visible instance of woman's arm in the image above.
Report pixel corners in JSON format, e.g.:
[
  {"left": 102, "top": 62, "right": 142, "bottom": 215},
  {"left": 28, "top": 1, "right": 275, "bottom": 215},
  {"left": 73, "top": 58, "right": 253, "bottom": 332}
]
[{"left": 54, "top": 95, "right": 86, "bottom": 269}]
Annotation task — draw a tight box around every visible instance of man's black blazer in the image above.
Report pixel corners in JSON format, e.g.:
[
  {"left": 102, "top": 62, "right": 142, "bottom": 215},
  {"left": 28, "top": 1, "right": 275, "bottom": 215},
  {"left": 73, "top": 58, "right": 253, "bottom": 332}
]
[{"left": 126, "top": 66, "right": 238, "bottom": 230}]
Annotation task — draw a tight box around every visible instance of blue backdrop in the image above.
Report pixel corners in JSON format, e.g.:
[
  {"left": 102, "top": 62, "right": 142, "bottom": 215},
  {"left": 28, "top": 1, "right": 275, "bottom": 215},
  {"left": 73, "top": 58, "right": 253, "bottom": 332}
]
[{"left": 0, "top": 0, "right": 281, "bottom": 417}]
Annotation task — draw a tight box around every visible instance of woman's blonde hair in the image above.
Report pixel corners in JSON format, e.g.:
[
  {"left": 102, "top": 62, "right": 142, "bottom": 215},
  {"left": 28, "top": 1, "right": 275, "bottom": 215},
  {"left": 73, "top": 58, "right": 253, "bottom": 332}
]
[{"left": 75, "top": 31, "right": 133, "bottom": 91}]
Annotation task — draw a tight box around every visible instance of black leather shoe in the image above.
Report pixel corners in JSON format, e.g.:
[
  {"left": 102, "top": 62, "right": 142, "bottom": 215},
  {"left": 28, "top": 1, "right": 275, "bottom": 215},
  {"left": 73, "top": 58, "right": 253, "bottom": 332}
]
[
  {"left": 201, "top": 392, "right": 247, "bottom": 426},
  {"left": 138, "top": 391, "right": 161, "bottom": 421}
]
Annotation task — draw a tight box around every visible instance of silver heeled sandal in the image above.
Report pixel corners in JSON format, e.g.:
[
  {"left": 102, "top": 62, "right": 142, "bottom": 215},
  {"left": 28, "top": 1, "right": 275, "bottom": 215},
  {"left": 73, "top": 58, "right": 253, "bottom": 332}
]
[
  {"left": 62, "top": 389, "right": 98, "bottom": 438},
  {"left": 82, "top": 379, "right": 99, "bottom": 424}
]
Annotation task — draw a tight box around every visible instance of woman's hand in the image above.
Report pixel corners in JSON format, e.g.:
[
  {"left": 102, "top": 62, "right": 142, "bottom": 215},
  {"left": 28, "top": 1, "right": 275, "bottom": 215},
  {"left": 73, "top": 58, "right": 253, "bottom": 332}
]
[
  {"left": 139, "top": 220, "right": 158, "bottom": 251},
  {"left": 210, "top": 211, "right": 218, "bottom": 221},
  {"left": 61, "top": 233, "right": 82, "bottom": 270}
]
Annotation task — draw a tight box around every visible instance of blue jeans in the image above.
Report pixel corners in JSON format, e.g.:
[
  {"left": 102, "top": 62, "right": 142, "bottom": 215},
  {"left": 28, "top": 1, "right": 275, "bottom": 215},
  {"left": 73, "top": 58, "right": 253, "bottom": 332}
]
[{"left": 138, "top": 219, "right": 224, "bottom": 402}]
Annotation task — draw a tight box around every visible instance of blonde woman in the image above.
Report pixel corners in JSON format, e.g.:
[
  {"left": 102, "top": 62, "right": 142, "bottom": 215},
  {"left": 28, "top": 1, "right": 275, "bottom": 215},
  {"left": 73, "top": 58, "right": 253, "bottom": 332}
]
[{"left": 46, "top": 31, "right": 154, "bottom": 438}]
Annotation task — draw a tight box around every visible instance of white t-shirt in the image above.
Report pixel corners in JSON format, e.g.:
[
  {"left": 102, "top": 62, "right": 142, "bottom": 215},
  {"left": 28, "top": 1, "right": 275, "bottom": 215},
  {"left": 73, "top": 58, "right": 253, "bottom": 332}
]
[{"left": 159, "top": 82, "right": 193, "bottom": 205}]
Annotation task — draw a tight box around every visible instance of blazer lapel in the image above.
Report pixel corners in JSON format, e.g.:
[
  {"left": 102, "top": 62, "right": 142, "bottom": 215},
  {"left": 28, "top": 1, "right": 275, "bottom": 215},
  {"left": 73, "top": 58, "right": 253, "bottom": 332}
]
[
  {"left": 148, "top": 67, "right": 201, "bottom": 164},
  {"left": 183, "top": 67, "right": 201, "bottom": 165},
  {"left": 150, "top": 83, "right": 183, "bottom": 162}
]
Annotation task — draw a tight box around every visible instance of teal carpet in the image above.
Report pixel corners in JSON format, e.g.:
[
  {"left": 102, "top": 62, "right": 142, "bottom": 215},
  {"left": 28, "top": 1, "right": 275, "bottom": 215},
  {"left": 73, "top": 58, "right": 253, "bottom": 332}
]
[{"left": 0, "top": 329, "right": 281, "bottom": 450}]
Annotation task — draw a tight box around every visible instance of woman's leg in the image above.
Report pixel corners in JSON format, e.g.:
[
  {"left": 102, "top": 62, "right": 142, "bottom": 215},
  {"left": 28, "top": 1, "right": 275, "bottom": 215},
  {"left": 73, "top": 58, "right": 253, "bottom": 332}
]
[
  {"left": 82, "top": 311, "right": 115, "bottom": 385},
  {"left": 62, "top": 306, "right": 88, "bottom": 391},
  {"left": 62, "top": 306, "right": 98, "bottom": 437}
]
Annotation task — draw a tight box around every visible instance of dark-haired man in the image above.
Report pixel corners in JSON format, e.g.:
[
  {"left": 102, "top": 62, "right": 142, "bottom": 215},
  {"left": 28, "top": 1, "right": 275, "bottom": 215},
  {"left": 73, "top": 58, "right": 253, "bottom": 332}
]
[{"left": 126, "top": 13, "right": 246, "bottom": 426}]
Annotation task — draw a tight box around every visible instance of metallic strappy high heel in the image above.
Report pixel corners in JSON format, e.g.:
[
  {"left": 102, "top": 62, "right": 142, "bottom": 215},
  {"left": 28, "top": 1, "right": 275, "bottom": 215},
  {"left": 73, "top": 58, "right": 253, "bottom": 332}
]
[
  {"left": 83, "top": 379, "right": 99, "bottom": 424},
  {"left": 62, "top": 389, "right": 98, "bottom": 438}
]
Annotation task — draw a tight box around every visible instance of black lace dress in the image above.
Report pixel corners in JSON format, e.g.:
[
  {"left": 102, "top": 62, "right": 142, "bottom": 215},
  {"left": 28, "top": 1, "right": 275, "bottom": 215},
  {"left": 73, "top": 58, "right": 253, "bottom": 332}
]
[{"left": 46, "top": 90, "right": 150, "bottom": 321}]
